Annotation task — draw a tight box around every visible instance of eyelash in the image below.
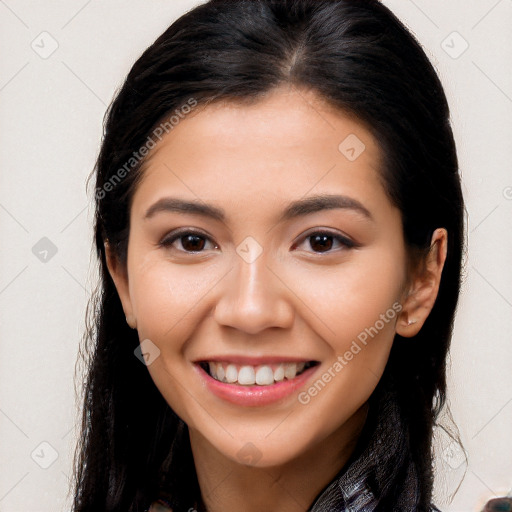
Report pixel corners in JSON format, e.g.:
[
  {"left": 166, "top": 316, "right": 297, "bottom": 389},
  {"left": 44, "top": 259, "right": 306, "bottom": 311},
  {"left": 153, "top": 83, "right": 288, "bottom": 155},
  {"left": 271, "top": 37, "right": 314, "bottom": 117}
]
[{"left": 159, "top": 228, "right": 357, "bottom": 255}]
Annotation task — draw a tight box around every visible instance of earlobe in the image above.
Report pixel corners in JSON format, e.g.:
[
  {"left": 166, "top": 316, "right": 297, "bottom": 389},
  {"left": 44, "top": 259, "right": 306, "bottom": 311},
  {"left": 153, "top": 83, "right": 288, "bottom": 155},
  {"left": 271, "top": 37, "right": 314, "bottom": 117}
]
[
  {"left": 396, "top": 228, "right": 448, "bottom": 338},
  {"left": 104, "top": 240, "right": 137, "bottom": 329},
  {"left": 125, "top": 315, "right": 137, "bottom": 330}
]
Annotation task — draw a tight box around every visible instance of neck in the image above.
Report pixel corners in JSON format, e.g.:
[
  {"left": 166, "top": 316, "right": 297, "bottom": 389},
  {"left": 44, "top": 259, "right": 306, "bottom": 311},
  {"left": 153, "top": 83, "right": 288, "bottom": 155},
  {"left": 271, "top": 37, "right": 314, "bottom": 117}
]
[{"left": 188, "top": 403, "right": 369, "bottom": 512}]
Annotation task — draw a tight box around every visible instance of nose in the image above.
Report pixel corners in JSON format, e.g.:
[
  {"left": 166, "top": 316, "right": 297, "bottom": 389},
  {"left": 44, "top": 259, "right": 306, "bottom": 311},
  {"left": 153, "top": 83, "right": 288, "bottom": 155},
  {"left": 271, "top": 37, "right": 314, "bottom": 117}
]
[{"left": 213, "top": 249, "right": 295, "bottom": 334}]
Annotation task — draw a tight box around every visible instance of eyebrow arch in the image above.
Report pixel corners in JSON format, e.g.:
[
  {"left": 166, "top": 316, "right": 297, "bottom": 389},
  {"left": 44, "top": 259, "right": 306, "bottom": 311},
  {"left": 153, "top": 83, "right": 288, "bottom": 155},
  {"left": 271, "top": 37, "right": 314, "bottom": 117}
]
[{"left": 143, "top": 194, "right": 373, "bottom": 223}]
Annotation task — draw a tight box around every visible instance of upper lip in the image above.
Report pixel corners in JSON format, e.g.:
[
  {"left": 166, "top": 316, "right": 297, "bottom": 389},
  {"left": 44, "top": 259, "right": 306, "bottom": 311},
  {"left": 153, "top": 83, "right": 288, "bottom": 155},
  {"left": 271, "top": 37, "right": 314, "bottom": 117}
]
[{"left": 194, "top": 355, "right": 318, "bottom": 365}]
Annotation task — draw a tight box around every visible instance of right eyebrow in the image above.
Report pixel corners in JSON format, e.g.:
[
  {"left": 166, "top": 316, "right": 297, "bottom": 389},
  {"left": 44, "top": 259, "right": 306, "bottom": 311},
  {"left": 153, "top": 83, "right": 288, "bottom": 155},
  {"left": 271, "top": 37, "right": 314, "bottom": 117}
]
[{"left": 144, "top": 197, "right": 225, "bottom": 222}]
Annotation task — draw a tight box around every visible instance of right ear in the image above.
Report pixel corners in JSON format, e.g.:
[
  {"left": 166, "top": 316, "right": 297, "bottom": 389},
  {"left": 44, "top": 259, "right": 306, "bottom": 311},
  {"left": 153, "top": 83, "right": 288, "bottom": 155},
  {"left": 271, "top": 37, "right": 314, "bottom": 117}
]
[{"left": 104, "top": 241, "right": 137, "bottom": 329}]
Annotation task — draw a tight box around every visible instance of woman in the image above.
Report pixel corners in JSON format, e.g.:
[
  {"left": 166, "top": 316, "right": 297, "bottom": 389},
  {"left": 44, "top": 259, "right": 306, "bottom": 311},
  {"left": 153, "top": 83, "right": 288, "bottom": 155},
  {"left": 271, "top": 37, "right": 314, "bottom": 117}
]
[{"left": 74, "top": 1, "right": 466, "bottom": 510}]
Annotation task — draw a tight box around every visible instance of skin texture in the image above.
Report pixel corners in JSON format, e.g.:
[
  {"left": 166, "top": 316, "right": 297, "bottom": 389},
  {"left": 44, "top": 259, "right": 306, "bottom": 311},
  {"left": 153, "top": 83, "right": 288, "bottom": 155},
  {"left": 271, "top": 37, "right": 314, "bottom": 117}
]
[{"left": 106, "top": 84, "right": 447, "bottom": 512}]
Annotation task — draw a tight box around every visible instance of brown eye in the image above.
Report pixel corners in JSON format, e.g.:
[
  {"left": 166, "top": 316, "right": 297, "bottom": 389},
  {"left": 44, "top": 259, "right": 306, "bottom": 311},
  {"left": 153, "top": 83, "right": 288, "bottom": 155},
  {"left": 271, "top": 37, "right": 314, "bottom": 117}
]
[
  {"left": 294, "top": 230, "right": 356, "bottom": 254},
  {"left": 160, "top": 230, "right": 218, "bottom": 253},
  {"left": 180, "top": 234, "right": 206, "bottom": 251},
  {"left": 309, "top": 234, "right": 334, "bottom": 252}
]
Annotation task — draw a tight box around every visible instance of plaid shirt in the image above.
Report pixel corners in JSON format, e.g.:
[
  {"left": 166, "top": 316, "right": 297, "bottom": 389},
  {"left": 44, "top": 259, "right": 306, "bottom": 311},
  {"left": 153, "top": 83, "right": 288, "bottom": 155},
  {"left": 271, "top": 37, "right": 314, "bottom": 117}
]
[{"left": 308, "top": 393, "right": 442, "bottom": 512}]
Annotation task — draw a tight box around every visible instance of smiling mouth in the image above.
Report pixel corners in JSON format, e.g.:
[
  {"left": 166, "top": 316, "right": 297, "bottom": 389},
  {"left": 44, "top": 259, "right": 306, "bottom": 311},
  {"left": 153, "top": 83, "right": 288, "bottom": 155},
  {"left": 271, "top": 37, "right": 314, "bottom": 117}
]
[{"left": 198, "top": 360, "right": 319, "bottom": 386}]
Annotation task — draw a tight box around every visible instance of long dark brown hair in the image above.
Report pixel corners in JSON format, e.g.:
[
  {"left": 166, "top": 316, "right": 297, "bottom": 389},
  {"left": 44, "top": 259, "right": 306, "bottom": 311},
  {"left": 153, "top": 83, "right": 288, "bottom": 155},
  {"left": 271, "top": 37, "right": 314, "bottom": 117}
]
[{"left": 73, "top": 1, "right": 465, "bottom": 510}]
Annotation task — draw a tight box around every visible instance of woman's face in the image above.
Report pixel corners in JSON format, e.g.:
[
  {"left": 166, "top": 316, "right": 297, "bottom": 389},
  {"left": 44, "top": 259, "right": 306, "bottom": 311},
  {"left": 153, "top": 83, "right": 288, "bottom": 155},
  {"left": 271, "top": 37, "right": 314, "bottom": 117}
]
[{"left": 109, "top": 85, "right": 414, "bottom": 467}]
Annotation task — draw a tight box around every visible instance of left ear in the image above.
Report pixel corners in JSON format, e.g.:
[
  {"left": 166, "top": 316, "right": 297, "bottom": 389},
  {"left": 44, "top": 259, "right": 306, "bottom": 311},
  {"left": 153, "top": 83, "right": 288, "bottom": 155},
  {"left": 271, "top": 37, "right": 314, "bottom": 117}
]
[{"left": 396, "top": 228, "right": 448, "bottom": 337}]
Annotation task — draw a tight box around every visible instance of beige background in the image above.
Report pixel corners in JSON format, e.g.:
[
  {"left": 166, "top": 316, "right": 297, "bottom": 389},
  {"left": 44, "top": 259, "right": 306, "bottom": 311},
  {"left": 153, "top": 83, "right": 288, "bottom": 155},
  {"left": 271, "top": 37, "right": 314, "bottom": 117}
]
[{"left": 0, "top": 1, "right": 511, "bottom": 510}]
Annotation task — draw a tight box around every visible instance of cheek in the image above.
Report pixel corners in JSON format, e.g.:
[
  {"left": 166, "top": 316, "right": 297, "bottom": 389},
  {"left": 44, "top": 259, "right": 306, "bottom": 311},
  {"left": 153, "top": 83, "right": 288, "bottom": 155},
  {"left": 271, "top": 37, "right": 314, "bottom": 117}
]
[
  {"left": 128, "top": 256, "right": 222, "bottom": 347},
  {"left": 284, "top": 248, "right": 405, "bottom": 350},
  {"left": 290, "top": 252, "right": 405, "bottom": 429}
]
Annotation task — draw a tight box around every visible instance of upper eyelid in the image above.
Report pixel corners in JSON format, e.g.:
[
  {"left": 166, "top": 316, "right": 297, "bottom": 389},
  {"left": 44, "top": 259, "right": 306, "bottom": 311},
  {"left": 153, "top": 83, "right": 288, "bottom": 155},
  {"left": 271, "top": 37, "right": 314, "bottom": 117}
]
[
  {"left": 161, "top": 227, "right": 209, "bottom": 240},
  {"left": 299, "top": 227, "right": 354, "bottom": 242}
]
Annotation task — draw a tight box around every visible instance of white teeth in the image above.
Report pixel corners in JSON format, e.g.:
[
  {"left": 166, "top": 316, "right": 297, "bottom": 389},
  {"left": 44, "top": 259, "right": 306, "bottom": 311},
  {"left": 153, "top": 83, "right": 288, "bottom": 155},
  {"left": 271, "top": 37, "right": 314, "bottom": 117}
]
[
  {"left": 274, "top": 364, "right": 285, "bottom": 382},
  {"left": 216, "top": 363, "right": 226, "bottom": 382},
  {"left": 209, "top": 362, "right": 216, "bottom": 379},
  {"left": 284, "top": 363, "right": 297, "bottom": 380},
  {"left": 255, "top": 366, "right": 274, "bottom": 385},
  {"left": 238, "top": 366, "right": 256, "bottom": 385},
  {"left": 225, "top": 364, "right": 238, "bottom": 383},
  {"left": 205, "top": 361, "right": 311, "bottom": 385}
]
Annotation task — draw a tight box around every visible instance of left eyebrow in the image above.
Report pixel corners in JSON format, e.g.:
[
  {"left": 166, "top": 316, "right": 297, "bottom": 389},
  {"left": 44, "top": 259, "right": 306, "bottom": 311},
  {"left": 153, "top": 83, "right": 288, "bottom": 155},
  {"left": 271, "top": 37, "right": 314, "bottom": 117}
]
[
  {"left": 143, "top": 193, "right": 373, "bottom": 223},
  {"left": 279, "top": 193, "right": 373, "bottom": 223}
]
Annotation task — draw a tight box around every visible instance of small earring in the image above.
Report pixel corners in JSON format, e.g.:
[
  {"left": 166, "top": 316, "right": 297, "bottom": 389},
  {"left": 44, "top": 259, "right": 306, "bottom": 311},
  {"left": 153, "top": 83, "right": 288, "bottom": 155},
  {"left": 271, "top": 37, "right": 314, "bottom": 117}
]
[{"left": 407, "top": 318, "right": 417, "bottom": 326}]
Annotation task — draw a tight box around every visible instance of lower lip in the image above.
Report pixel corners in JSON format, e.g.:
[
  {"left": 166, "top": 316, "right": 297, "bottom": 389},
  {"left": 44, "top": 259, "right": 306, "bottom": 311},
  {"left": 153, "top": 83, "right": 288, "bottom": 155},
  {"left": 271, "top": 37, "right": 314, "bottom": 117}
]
[{"left": 195, "top": 363, "right": 319, "bottom": 407}]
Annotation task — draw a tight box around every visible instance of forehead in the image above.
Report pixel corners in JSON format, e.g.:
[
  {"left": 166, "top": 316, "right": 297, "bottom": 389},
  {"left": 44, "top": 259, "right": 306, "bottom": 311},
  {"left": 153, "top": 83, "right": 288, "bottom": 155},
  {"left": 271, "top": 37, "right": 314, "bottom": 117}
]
[
  {"left": 131, "top": 86, "right": 389, "bottom": 221},
  {"left": 150, "top": 86, "right": 380, "bottom": 160}
]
